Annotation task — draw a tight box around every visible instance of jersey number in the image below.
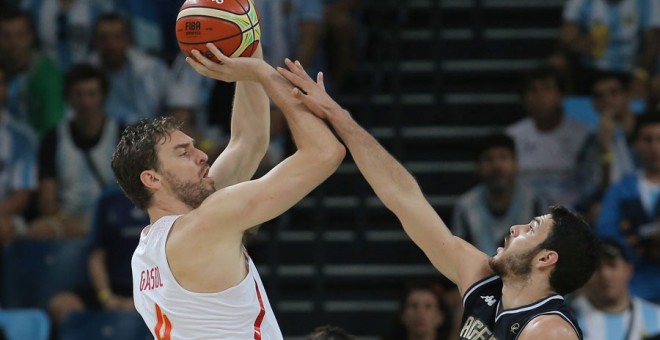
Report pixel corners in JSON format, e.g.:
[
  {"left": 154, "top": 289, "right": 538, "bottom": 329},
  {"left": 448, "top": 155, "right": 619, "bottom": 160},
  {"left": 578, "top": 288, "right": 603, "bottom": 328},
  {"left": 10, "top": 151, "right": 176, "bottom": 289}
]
[{"left": 155, "top": 303, "right": 173, "bottom": 340}]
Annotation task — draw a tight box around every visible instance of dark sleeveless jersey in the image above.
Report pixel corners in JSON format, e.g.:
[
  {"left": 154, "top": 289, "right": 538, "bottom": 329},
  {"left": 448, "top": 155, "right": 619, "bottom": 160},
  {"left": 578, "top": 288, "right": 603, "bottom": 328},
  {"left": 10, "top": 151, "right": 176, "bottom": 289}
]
[{"left": 459, "top": 275, "right": 583, "bottom": 340}]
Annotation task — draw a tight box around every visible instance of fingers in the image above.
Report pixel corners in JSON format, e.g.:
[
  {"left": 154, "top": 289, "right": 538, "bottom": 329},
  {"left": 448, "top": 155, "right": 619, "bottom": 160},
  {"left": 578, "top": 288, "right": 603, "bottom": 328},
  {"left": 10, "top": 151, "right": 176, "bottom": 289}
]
[
  {"left": 185, "top": 56, "right": 214, "bottom": 78},
  {"left": 277, "top": 66, "right": 307, "bottom": 89},
  {"left": 284, "top": 58, "right": 314, "bottom": 81},
  {"left": 317, "top": 72, "right": 325, "bottom": 92},
  {"left": 205, "top": 43, "right": 231, "bottom": 64}
]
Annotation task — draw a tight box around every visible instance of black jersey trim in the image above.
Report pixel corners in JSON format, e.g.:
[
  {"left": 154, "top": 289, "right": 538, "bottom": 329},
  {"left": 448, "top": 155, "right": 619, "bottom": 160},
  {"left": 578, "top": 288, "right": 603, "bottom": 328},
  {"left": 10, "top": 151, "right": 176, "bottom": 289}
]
[
  {"left": 462, "top": 275, "right": 500, "bottom": 306},
  {"left": 495, "top": 295, "right": 564, "bottom": 322}
]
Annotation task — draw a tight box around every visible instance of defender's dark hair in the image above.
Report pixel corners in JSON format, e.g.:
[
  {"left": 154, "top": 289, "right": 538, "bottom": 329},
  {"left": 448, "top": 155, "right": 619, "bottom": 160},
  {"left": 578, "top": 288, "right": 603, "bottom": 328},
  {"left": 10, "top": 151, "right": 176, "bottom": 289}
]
[
  {"left": 64, "top": 63, "right": 109, "bottom": 98},
  {"left": 474, "top": 133, "right": 516, "bottom": 161},
  {"left": 538, "top": 206, "right": 598, "bottom": 295},
  {"left": 111, "top": 117, "right": 182, "bottom": 209},
  {"left": 521, "top": 66, "right": 567, "bottom": 95}
]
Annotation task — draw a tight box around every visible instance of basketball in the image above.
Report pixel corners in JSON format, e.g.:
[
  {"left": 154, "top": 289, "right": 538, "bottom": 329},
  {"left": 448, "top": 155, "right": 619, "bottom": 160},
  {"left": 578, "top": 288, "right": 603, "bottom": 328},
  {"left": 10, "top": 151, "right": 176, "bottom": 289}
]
[{"left": 175, "top": 0, "right": 261, "bottom": 62}]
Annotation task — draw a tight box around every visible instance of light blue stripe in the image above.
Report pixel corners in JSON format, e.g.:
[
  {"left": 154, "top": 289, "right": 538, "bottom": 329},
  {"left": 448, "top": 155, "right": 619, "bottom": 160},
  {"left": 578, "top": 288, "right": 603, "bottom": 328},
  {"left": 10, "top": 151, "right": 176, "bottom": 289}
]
[
  {"left": 605, "top": 312, "right": 625, "bottom": 340},
  {"left": 641, "top": 301, "right": 660, "bottom": 335}
]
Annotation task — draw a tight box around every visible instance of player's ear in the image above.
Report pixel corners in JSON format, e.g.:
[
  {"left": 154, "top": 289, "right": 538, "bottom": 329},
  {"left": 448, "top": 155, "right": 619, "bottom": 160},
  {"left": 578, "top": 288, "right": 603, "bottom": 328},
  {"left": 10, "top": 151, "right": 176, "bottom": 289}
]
[
  {"left": 537, "top": 250, "right": 558, "bottom": 268},
  {"left": 140, "top": 170, "right": 161, "bottom": 190}
]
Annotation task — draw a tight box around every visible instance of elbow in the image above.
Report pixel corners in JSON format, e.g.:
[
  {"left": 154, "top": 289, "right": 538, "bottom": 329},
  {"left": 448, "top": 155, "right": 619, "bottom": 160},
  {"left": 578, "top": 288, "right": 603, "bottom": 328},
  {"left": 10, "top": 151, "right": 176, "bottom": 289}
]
[{"left": 328, "top": 142, "right": 346, "bottom": 168}]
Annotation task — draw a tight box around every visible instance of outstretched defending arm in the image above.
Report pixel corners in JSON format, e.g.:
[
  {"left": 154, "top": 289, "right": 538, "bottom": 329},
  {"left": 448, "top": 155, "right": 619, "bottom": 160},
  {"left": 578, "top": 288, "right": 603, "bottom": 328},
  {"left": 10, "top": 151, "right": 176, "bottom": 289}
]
[{"left": 277, "top": 61, "right": 492, "bottom": 293}]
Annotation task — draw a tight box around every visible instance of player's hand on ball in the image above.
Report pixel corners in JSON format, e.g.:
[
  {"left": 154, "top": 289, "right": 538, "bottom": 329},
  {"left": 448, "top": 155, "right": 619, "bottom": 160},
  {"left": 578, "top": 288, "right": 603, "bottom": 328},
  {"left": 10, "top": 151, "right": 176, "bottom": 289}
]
[
  {"left": 277, "top": 59, "right": 343, "bottom": 120},
  {"left": 186, "top": 43, "right": 265, "bottom": 82}
]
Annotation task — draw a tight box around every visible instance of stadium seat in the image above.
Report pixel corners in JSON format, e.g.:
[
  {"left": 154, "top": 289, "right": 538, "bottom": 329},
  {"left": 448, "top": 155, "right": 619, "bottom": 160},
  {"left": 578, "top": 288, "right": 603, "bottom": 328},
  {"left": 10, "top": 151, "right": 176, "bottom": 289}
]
[
  {"left": 0, "top": 309, "right": 50, "bottom": 340},
  {"left": 60, "top": 311, "right": 151, "bottom": 340},
  {"left": 1, "top": 239, "right": 89, "bottom": 309}
]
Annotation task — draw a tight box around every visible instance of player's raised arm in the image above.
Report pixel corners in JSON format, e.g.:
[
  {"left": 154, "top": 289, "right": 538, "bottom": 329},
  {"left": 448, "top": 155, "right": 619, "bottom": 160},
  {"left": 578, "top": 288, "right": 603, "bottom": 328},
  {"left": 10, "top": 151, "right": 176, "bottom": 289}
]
[
  {"left": 206, "top": 44, "right": 270, "bottom": 189},
  {"left": 184, "top": 47, "right": 345, "bottom": 237},
  {"left": 277, "top": 61, "right": 493, "bottom": 293}
]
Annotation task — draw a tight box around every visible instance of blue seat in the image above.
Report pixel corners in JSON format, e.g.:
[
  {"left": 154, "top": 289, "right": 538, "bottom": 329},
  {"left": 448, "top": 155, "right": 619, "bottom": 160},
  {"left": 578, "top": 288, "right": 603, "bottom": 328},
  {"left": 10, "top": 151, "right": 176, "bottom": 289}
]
[
  {"left": 60, "top": 311, "right": 151, "bottom": 340},
  {"left": 0, "top": 309, "right": 50, "bottom": 340},
  {"left": 2, "top": 239, "right": 89, "bottom": 309}
]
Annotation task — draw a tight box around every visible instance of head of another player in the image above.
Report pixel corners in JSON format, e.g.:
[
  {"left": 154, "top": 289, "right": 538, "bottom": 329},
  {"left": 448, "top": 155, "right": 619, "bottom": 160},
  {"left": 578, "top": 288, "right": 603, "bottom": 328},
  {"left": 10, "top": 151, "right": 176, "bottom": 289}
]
[
  {"left": 489, "top": 206, "right": 598, "bottom": 295},
  {"left": 111, "top": 116, "right": 215, "bottom": 210}
]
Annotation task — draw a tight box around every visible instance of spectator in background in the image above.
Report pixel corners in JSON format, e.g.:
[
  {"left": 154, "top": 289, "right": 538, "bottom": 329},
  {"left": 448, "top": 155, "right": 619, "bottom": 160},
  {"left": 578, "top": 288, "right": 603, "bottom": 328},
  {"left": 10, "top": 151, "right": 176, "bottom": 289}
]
[
  {"left": 571, "top": 238, "right": 660, "bottom": 340},
  {"left": 597, "top": 112, "right": 660, "bottom": 303},
  {"left": 506, "top": 66, "right": 592, "bottom": 207},
  {"left": 110, "top": 0, "right": 164, "bottom": 56},
  {"left": 255, "top": 0, "right": 324, "bottom": 72},
  {"left": 29, "top": 64, "right": 122, "bottom": 240},
  {"left": 558, "top": 0, "right": 660, "bottom": 96},
  {"left": 0, "top": 65, "right": 38, "bottom": 246},
  {"left": 324, "top": 0, "right": 361, "bottom": 93},
  {"left": 20, "top": 0, "right": 113, "bottom": 71},
  {"left": 306, "top": 325, "right": 355, "bottom": 340},
  {"left": 89, "top": 13, "right": 168, "bottom": 124},
  {"left": 452, "top": 134, "right": 548, "bottom": 256},
  {"left": 0, "top": 7, "right": 65, "bottom": 138},
  {"left": 577, "top": 72, "right": 638, "bottom": 221},
  {"left": 383, "top": 283, "right": 452, "bottom": 340},
  {"left": 49, "top": 187, "right": 148, "bottom": 326}
]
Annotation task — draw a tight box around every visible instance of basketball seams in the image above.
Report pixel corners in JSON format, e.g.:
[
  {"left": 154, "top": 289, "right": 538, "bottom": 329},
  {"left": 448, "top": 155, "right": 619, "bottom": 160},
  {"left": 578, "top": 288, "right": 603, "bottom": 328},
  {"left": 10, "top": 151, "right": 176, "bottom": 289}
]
[{"left": 176, "top": 0, "right": 260, "bottom": 58}]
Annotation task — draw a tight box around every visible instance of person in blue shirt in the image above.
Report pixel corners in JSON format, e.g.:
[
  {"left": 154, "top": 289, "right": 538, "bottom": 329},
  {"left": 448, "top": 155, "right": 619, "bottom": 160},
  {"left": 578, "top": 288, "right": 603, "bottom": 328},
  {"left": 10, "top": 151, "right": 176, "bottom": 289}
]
[{"left": 597, "top": 111, "right": 660, "bottom": 303}]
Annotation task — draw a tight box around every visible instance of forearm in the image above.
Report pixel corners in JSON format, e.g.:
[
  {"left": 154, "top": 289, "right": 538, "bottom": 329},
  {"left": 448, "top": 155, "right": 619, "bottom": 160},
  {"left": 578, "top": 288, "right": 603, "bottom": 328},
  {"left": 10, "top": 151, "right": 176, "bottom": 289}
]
[
  {"left": 327, "top": 109, "right": 422, "bottom": 210},
  {"left": 259, "top": 66, "right": 340, "bottom": 153}
]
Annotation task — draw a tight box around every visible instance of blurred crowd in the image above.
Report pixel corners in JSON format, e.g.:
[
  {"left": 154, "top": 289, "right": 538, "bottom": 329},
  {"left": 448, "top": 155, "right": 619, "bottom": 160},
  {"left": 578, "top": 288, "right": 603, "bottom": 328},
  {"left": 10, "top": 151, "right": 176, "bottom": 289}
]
[{"left": 2, "top": 0, "right": 660, "bottom": 339}]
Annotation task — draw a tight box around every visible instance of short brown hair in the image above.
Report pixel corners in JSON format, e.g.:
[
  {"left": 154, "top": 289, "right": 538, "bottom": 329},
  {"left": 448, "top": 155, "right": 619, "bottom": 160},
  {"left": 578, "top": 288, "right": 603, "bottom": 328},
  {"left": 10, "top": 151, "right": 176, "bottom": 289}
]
[{"left": 111, "top": 117, "right": 182, "bottom": 209}]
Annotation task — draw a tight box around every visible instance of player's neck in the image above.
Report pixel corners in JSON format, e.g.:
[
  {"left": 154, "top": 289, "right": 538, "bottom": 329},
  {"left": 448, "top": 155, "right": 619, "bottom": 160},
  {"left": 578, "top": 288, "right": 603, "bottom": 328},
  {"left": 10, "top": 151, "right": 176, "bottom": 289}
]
[
  {"left": 148, "top": 196, "right": 194, "bottom": 224},
  {"left": 500, "top": 276, "right": 554, "bottom": 310}
]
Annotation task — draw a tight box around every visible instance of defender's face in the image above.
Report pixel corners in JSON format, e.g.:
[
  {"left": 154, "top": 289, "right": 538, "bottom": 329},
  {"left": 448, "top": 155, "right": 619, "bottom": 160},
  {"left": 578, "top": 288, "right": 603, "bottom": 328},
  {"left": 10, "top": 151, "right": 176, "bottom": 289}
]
[
  {"left": 401, "top": 290, "right": 444, "bottom": 337},
  {"left": 489, "top": 215, "right": 553, "bottom": 277},
  {"left": 155, "top": 130, "right": 215, "bottom": 209}
]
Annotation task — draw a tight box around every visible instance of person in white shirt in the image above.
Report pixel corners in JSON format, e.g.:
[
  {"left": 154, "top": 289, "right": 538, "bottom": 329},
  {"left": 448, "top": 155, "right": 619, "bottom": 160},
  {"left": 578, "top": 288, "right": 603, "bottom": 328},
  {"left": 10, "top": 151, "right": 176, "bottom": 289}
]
[
  {"left": 571, "top": 238, "right": 660, "bottom": 340},
  {"left": 506, "top": 66, "right": 592, "bottom": 207},
  {"left": 111, "top": 44, "right": 345, "bottom": 339}
]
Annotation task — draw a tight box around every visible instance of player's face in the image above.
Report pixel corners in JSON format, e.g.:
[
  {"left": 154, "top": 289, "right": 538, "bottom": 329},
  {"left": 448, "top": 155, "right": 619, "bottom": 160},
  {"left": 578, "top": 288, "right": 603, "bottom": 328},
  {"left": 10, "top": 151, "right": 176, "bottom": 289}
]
[
  {"left": 489, "top": 215, "right": 553, "bottom": 278},
  {"left": 635, "top": 124, "right": 660, "bottom": 172},
  {"left": 523, "top": 78, "right": 563, "bottom": 121},
  {"left": 67, "top": 79, "right": 105, "bottom": 115},
  {"left": 156, "top": 130, "right": 215, "bottom": 209},
  {"left": 584, "top": 257, "right": 632, "bottom": 307},
  {"left": 0, "top": 17, "right": 34, "bottom": 63},
  {"left": 477, "top": 147, "right": 516, "bottom": 192},
  {"left": 593, "top": 79, "right": 630, "bottom": 118},
  {"left": 401, "top": 290, "right": 444, "bottom": 337}
]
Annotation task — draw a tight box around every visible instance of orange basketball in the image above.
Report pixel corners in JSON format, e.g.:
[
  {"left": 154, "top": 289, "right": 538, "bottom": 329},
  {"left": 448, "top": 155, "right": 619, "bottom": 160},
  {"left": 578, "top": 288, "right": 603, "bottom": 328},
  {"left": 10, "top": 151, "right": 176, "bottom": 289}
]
[{"left": 175, "top": 0, "right": 261, "bottom": 62}]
